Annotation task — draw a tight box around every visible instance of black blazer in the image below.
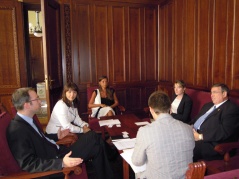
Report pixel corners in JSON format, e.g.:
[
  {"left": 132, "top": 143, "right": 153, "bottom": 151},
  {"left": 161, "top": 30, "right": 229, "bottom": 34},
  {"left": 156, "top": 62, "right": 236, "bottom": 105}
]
[
  {"left": 192, "top": 100, "right": 239, "bottom": 143},
  {"left": 6, "top": 114, "right": 63, "bottom": 173},
  {"left": 171, "top": 93, "right": 193, "bottom": 124}
]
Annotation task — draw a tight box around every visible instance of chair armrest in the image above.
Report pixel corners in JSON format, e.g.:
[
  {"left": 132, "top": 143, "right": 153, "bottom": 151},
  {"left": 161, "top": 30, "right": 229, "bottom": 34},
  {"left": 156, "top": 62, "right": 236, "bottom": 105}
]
[
  {"left": 214, "top": 142, "right": 239, "bottom": 163},
  {"left": 64, "top": 165, "right": 82, "bottom": 175},
  {"left": 87, "top": 108, "right": 93, "bottom": 117},
  {"left": 66, "top": 133, "right": 78, "bottom": 140},
  {"left": 56, "top": 133, "right": 78, "bottom": 147},
  {"left": 118, "top": 105, "right": 125, "bottom": 112},
  {"left": 3, "top": 166, "right": 82, "bottom": 179},
  {"left": 185, "top": 161, "right": 206, "bottom": 179},
  {"left": 214, "top": 142, "right": 239, "bottom": 155}
]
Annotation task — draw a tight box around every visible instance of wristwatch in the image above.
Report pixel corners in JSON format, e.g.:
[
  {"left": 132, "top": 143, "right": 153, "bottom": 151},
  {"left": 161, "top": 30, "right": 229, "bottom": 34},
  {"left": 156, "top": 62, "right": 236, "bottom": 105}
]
[{"left": 199, "top": 134, "right": 203, "bottom": 140}]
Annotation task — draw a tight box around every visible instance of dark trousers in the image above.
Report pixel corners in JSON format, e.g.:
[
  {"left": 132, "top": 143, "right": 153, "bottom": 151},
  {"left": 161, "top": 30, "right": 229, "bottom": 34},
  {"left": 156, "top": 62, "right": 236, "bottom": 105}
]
[
  {"left": 67, "top": 131, "right": 114, "bottom": 179},
  {"left": 193, "top": 141, "right": 223, "bottom": 162}
]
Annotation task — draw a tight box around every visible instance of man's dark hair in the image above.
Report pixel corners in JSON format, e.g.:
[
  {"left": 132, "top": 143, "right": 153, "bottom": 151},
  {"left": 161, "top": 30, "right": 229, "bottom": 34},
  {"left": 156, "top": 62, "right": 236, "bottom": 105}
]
[
  {"left": 148, "top": 91, "right": 171, "bottom": 114},
  {"left": 211, "top": 83, "right": 230, "bottom": 96}
]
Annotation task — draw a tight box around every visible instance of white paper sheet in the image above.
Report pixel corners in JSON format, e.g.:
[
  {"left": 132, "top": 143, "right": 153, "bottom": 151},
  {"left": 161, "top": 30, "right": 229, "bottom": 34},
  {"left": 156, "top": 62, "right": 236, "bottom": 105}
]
[
  {"left": 112, "top": 138, "right": 136, "bottom": 150},
  {"left": 120, "top": 148, "right": 146, "bottom": 173},
  {"left": 99, "top": 119, "right": 121, "bottom": 127},
  {"left": 135, "top": 121, "right": 150, "bottom": 126}
]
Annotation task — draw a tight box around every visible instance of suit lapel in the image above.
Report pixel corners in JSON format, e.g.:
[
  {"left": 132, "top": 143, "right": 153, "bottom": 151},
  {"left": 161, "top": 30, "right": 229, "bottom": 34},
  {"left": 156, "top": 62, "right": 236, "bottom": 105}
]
[
  {"left": 15, "top": 115, "right": 58, "bottom": 150},
  {"left": 203, "top": 101, "right": 228, "bottom": 122},
  {"left": 15, "top": 115, "right": 45, "bottom": 140}
]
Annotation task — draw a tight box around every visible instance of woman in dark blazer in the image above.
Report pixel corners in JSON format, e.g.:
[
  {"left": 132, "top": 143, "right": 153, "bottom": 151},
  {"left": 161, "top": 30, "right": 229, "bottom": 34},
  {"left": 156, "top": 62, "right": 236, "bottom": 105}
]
[{"left": 171, "top": 80, "right": 193, "bottom": 124}]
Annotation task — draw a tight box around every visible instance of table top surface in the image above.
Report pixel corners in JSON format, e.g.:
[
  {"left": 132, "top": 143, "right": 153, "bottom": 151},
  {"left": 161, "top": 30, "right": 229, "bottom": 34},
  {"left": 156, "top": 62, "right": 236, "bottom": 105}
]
[{"left": 100, "top": 113, "right": 150, "bottom": 139}]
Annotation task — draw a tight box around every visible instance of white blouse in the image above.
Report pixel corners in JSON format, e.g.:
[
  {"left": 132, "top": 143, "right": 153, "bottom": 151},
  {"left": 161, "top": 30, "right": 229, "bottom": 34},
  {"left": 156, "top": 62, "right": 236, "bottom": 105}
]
[
  {"left": 171, "top": 98, "right": 181, "bottom": 114},
  {"left": 46, "top": 99, "right": 88, "bottom": 134},
  {"left": 91, "top": 89, "right": 115, "bottom": 118}
]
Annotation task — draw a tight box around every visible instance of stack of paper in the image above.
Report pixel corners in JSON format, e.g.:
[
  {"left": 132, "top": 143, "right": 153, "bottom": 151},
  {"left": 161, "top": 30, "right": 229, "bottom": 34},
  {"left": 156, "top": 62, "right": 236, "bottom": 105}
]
[
  {"left": 112, "top": 138, "right": 136, "bottom": 150},
  {"left": 135, "top": 121, "right": 150, "bottom": 126},
  {"left": 99, "top": 119, "right": 121, "bottom": 127},
  {"left": 120, "top": 148, "right": 146, "bottom": 173}
]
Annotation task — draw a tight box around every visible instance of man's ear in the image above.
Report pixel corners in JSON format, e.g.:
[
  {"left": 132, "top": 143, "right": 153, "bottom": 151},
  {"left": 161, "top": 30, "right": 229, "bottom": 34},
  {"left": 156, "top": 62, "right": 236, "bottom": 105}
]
[
  {"left": 222, "top": 91, "right": 227, "bottom": 98},
  {"left": 24, "top": 102, "right": 30, "bottom": 109},
  {"left": 149, "top": 107, "right": 154, "bottom": 114}
]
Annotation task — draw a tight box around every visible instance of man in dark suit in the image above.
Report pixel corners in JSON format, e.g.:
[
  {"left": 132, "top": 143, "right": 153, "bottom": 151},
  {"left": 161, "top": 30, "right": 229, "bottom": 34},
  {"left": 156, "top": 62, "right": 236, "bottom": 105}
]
[
  {"left": 7, "top": 87, "right": 113, "bottom": 179},
  {"left": 192, "top": 83, "right": 239, "bottom": 161}
]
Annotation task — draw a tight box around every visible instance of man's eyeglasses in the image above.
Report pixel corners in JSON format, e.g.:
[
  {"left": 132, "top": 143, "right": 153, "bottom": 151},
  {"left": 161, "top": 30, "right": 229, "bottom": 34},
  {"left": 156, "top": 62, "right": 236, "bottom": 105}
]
[
  {"left": 28, "top": 97, "right": 40, "bottom": 102},
  {"left": 211, "top": 91, "right": 223, "bottom": 94}
]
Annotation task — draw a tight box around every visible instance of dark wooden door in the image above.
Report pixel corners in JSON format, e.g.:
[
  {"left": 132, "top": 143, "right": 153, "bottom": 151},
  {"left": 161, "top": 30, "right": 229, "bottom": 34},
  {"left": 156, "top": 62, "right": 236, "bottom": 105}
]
[
  {"left": 0, "top": 0, "right": 27, "bottom": 114},
  {"left": 41, "top": 0, "right": 63, "bottom": 119}
]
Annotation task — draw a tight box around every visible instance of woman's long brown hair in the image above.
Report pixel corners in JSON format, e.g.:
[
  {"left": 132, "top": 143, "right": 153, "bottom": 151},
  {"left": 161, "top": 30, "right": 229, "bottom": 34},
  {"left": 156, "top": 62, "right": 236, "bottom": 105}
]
[
  {"left": 98, "top": 76, "right": 113, "bottom": 100},
  {"left": 62, "top": 82, "right": 80, "bottom": 107}
]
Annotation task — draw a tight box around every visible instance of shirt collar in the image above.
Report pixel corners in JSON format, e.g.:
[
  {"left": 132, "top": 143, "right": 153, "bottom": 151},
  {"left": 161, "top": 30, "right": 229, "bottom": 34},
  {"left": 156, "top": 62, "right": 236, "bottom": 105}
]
[
  {"left": 215, "top": 99, "right": 228, "bottom": 108},
  {"left": 17, "top": 112, "right": 34, "bottom": 125}
]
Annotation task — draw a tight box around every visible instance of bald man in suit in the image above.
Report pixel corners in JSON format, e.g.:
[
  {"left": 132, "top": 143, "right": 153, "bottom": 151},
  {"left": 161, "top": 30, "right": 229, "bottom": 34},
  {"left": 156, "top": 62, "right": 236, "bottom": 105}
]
[{"left": 192, "top": 83, "right": 239, "bottom": 161}]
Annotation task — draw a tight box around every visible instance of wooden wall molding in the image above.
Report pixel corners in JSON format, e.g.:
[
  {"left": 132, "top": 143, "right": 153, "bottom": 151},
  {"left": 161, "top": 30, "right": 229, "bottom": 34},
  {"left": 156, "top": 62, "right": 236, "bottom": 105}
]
[{"left": 63, "top": 4, "right": 73, "bottom": 83}]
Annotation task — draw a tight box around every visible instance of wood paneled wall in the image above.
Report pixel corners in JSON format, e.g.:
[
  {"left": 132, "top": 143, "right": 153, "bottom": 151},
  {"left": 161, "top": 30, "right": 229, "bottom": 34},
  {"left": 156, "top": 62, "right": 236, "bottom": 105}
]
[
  {"left": 2, "top": 0, "right": 239, "bottom": 116},
  {"left": 63, "top": 0, "right": 160, "bottom": 113},
  {"left": 159, "top": 0, "right": 239, "bottom": 96}
]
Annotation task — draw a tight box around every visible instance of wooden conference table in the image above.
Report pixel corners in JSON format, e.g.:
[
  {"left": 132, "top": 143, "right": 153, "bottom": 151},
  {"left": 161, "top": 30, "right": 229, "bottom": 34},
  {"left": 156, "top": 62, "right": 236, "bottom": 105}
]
[{"left": 100, "top": 113, "right": 150, "bottom": 179}]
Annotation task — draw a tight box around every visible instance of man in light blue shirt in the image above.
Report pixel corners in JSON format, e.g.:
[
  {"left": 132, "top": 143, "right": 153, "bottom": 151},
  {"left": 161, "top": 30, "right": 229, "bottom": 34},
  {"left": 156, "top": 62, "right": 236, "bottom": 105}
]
[{"left": 7, "top": 87, "right": 113, "bottom": 179}]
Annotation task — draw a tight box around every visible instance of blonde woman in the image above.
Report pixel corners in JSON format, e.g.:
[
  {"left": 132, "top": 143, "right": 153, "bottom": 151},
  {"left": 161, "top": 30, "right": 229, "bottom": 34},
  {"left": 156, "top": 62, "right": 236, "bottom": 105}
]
[{"left": 171, "top": 80, "right": 193, "bottom": 123}]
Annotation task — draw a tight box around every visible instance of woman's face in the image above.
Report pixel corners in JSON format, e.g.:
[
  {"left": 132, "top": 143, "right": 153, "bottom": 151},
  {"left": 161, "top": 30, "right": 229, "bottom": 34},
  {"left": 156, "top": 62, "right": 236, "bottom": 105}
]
[
  {"left": 99, "top": 78, "right": 108, "bottom": 88},
  {"left": 66, "top": 88, "right": 77, "bottom": 102},
  {"left": 174, "top": 83, "right": 185, "bottom": 96}
]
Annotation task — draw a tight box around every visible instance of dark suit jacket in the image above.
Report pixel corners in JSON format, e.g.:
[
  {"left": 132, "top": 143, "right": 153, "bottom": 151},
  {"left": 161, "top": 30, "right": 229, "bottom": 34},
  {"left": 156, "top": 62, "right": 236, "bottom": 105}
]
[
  {"left": 192, "top": 100, "right": 239, "bottom": 160},
  {"left": 171, "top": 93, "right": 193, "bottom": 123},
  {"left": 6, "top": 114, "right": 63, "bottom": 173}
]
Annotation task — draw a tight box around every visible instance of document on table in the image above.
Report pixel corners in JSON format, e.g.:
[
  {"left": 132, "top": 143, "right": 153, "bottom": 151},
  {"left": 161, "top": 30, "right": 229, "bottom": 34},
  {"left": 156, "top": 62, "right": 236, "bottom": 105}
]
[
  {"left": 135, "top": 121, "right": 150, "bottom": 126},
  {"left": 112, "top": 138, "right": 136, "bottom": 150},
  {"left": 120, "top": 148, "right": 146, "bottom": 173},
  {"left": 99, "top": 119, "right": 121, "bottom": 127}
]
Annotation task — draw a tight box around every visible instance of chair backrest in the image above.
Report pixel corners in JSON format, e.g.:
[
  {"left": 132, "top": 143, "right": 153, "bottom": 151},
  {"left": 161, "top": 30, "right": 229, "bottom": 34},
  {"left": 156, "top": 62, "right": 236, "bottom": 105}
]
[
  {"left": 0, "top": 103, "right": 7, "bottom": 114},
  {"left": 186, "top": 88, "right": 211, "bottom": 119},
  {"left": 87, "top": 86, "right": 99, "bottom": 104},
  {"left": 185, "top": 161, "right": 206, "bottom": 179},
  {"left": 229, "top": 96, "right": 239, "bottom": 107},
  {"left": 0, "top": 112, "right": 22, "bottom": 176}
]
